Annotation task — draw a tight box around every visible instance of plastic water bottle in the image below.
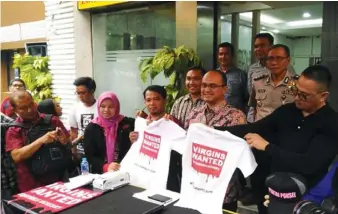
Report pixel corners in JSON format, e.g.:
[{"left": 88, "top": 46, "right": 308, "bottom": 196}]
[{"left": 81, "top": 158, "right": 89, "bottom": 175}]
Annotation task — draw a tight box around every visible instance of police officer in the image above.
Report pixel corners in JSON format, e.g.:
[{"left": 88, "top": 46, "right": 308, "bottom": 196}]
[
  {"left": 249, "top": 44, "right": 298, "bottom": 122},
  {"left": 247, "top": 33, "right": 296, "bottom": 122}
]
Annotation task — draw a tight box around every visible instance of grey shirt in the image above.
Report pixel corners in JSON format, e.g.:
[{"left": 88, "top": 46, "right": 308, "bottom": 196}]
[{"left": 217, "top": 66, "right": 249, "bottom": 113}]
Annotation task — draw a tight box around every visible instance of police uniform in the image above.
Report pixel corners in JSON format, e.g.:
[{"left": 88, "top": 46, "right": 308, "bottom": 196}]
[{"left": 248, "top": 71, "right": 298, "bottom": 122}]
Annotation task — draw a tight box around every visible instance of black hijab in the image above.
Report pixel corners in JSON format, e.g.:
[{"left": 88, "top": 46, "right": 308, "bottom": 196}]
[{"left": 37, "top": 99, "right": 57, "bottom": 116}]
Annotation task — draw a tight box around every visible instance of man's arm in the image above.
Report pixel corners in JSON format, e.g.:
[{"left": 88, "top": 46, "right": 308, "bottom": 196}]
[
  {"left": 265, "top": 134, "right": 338, "bottom": 175},
  {"left": 70, "top": 127, "right": 78, "bottom": 141},
  {"left": 242, "top": 70, "right": 250, "bottom": 109},
  {"left": 68, "top": 106, "right": 78, "bottom": 141},
  {"left": 215, "top": 104, "right": 282, "bottom": 138},
  {"left": 7, "top": 128, "right": 58, "bottom": 163},
  {"left": 170, "top": 98, "right": 180, "bottom": 119}
]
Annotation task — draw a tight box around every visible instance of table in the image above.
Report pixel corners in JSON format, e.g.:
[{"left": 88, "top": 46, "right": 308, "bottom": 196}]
[{"left": 5, "top": 185, "right": 236, "bottom": 214}]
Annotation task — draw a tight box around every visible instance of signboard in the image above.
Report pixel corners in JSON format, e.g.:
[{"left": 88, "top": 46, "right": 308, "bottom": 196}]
[
  {"left": 78, "top": 1, "right": 127, "bottom": 10},
  {"left": 9, "top": 182, "right": 102, "bottom": 213}
]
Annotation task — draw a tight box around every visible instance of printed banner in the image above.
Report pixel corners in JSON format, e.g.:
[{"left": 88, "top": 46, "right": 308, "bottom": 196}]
[
  {"left": 140, "top": 131, "right": 161, "bottom": 160},
  {"left": 9, "top": 182, "right": 102, "bottom": 213},
  {"left": 191, "top": 143, "right": 227, "bottom": 178}
]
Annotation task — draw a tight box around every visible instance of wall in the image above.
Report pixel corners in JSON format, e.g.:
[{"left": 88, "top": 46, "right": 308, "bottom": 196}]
[
  {"left": 220, "top": 20, "right": 321, "bottom": 73},
  {"left": 1, "top": 1, "right": 46, "bottom": 49},
  {"left": 44, "top": 1, "right": 92, "bottom": 126},
  {"left": 1, "top": 1, "right": 45, "bottom": 27}
]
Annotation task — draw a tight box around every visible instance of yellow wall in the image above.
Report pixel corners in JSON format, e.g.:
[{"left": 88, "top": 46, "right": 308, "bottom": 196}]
[{"left": 1, "top": 1, "right": 45, "bottom": 27}]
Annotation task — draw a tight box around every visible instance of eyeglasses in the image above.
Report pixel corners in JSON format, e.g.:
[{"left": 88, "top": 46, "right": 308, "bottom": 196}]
[
  {"left": 201, "top": 83, "right": 225, "bottom": 90},
  {"left": 289, "top": 85, "right": 325, "bottom": 101},
  {"left": 75, "top": 91, "right": 88, "bottom": 96},
  {"left": 12, "top": 84, "right": 24, "bottom": 88},
  {"left": 266, "top": 56, "right": 289, "bottom": 63}
]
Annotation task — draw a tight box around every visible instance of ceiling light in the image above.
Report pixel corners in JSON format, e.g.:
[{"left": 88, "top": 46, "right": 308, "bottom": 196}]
[
  {"left": 220, "top": 16, "right": 224, "bottom": 20},
  {"left": 240, "top": 12, "right": 283, "bottom": 24},
  {"left": 303, "top": 12, "right": 311, "bottom": 18},
  {"left": 272, "top": 29, "right": 279, "bottom": 33},
  {"left": 286, "top": 18, "right": 322, "bottom": 27}
]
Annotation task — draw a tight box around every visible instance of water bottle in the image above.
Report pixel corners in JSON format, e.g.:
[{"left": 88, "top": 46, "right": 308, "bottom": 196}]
[{"left": 81, "top": 158, "right": 89, "bottom": 175}]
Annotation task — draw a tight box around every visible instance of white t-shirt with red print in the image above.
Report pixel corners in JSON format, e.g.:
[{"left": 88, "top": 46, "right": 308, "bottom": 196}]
[
  {"left": 175, "top": 123, "right": 257, "bottom": 214},
  {"left": 120, "top": 117, "right": 187, "bottom": 190}
]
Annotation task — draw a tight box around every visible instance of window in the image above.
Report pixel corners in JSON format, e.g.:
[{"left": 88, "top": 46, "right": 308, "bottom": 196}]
[
  {"left": 92, "top": 3, "right": 176, "bottom": 117},
  {"left": 25, "top": 42, "right": 47, "bottom": 57}
]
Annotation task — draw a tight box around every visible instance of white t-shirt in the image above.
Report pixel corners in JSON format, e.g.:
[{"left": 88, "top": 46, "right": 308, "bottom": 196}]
[
  {"left": 68, "top": 101, "right": 98, "bottom": 153},
  {"left": 175, "top": 123, "right": 257, "bottom": 214},
  {"left": 120, "top": 117, "right": 187, "bottom": 190}
]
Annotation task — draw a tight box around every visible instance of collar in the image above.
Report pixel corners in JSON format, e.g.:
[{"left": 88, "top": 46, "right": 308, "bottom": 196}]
[
  {"left": 183, "top": 94, "right": 202, "bottom": 102},
  {"left": 16, "top": 112, "right": 43, "bottom": 124},
  {"left": 205, "top": 100, "right": 227, "bottom": 114},
  {"left": 265, "top": 70, "right": 293, "bottom": 86}
]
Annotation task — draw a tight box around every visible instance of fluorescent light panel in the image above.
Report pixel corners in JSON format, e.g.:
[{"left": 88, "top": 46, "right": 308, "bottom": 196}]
[
  {"left": 286, "top": 18, "right": 322, "bottom": 26},
  {"left": 240, "top": 12, "right": 284, "bottom": 24}
]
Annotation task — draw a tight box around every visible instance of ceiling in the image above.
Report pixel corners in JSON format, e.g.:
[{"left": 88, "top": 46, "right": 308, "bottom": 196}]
[{"left": 221, "top": 2, "right": 323, "bottom": 37}]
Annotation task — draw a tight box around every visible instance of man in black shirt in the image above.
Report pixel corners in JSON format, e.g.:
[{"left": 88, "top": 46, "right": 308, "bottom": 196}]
[{"left": 216, "top": 65, "right": 338, "bottom": 214}]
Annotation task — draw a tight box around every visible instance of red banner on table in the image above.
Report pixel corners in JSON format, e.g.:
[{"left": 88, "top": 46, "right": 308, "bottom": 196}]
[{"left": 9, "top": 182, "right": 102, "bottom": 213}]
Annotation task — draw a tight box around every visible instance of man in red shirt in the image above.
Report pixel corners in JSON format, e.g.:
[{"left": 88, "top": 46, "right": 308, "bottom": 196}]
[
  {"left": 1, "top": 78, "right": 26, "bottom": 118},
  {"left": 5, "top": 91, "right": 70, "bottom": 192}
]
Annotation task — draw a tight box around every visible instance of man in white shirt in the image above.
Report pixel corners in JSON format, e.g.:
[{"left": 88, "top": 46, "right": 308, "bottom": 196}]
[{"left": 68, "top": 77, "right": 98, "bottom": 156}]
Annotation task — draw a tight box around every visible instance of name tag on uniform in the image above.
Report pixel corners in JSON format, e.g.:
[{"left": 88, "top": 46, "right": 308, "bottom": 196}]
[{"left": 281, "top": 89, "right": 293, "bottom": 95}]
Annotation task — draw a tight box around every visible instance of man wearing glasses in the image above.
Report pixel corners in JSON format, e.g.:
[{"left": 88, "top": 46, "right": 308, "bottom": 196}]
[
  {"left": 247, "top": 33, "right": 296, "bottom": 123},
  {"left": 216, "top": 65, "right": 338, "bottom": 214},
  {"left": 185, "top": 70, "right": 246, "bottom": 212},
  {"left": 1, "top": 78, "right": 26, "bottom": 118},
  {"left": 248, "top": 44, "right": 297, "bottom": 122},
  {"left": 68, "top": 77, "right": 97, "bottom": 156}
]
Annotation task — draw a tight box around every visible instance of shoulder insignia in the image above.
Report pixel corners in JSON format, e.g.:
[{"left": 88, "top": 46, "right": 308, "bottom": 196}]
[
  {"left": 253, "top": 74, "right": 268, "bottom": 81},
  {"left": 283, "top": 77, "right": 290, "bottom": 84},
  {"left": 291, "top": 75, "right": 300, "bottom": 80}
]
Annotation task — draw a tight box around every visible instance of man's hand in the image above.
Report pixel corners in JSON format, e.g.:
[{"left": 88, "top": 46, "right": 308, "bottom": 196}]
[
  {"left": 163, "top": 114, "right": 174, "bottom": 121},
  {"left": 136, "top": 110, "right": 147, "bottom": 119},
  {"left": 129, "top": 131, "right": 139, "bottom": 144},
  {"left": 56, "top": 127, "right": 69, "bottom": 145},
  {"left": 40, "top": 130, "right": 59, "bottom": 144},
  {"left": 263, "top": 195, "right": 270, "bottom": 207},
  {"left": 108, "top": 162, "right": 120, "bottom": 172},
  {"left": 244, "top": 133, "right": 269, "bottom": 151}
]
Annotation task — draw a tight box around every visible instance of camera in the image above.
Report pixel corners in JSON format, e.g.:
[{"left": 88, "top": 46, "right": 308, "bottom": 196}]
[{"left": 293, "top": 197, "right": 337, "bottom": 214}]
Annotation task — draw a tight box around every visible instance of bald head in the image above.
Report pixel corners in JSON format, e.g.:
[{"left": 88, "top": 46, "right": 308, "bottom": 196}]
[
  {"left": 10, "top": 91, "right": 32, "bottom": 108},
  {"left": 10, "top": 91, "right": 37, "bottom": 121},
  {"left": 204, "top": 70, "right": 227, "bottom": 86}
]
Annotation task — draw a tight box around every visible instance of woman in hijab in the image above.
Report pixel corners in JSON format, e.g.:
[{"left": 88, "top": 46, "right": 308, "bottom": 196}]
[
  {"left": 83, "top": 91, "right": 134, "bottom": 173},
  {"left": 37, "top": 99, "right": 62, "bottom": 117}
]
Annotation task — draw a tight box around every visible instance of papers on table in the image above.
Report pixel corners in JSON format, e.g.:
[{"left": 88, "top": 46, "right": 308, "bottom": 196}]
[
  {"left": 64, "top": 173, "right": 100, "bottom": 190},
  {"left": 133, "top": 188, "right": 180, "bottom": 206}
]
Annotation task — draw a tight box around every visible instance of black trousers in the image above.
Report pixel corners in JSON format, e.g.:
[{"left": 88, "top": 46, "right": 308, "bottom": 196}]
[
  {"left": 250, "top": 150, "right": 270, "bottom": 214},
  {"left": 166, "top": 151, "right": 182, "bottom": 193}
]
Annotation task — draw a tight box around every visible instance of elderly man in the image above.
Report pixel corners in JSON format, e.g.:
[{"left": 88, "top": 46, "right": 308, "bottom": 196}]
[
  {"left": 5, "top": 91, "right": 72, "bottom": 192},
  {"left": 216, "top": 65, "right": 338, "bottom": 214},
  {"left": 185, "top": 70, "right": 247, "bottom": 212}
]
